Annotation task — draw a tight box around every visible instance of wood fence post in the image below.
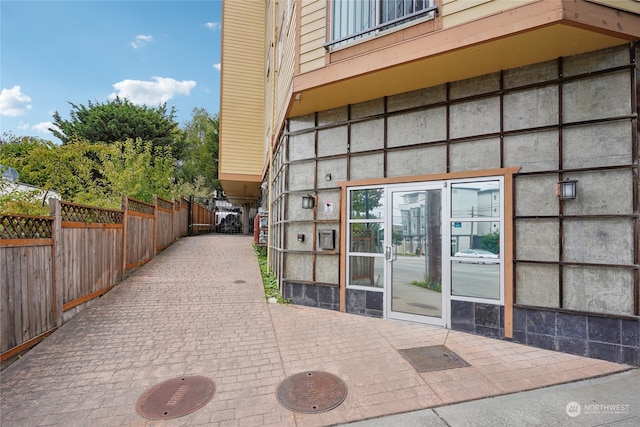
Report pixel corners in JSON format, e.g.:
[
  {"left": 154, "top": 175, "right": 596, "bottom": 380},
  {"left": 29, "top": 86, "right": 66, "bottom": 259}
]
[
  {"left": 122, "top": 195, "right": 128, "bottom": 276},
  {"left": 49, "top": 198, "right": 63, "bottom": 327},
  {"left": 171, "top": 198, "right": 175, "bottom": 243},
  {"left": 153, "top": 195, "right": 158, "bottom": 257}
]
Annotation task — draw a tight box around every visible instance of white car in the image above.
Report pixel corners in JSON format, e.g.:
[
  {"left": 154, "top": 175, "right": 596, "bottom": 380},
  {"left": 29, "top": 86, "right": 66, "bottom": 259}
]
[{"left": 454, "top": 249, "right": 499, "bottom": 264}]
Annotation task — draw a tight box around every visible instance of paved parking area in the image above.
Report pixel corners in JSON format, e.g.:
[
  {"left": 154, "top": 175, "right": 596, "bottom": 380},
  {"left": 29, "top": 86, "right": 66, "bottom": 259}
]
[{"left": 0, "top": 235, "right": 630, "bottom": 426}]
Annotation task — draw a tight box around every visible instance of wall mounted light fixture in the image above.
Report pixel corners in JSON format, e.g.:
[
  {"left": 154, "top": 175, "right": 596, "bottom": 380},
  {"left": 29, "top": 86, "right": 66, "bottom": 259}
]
[
  {"left": 558, "top": 178, "right": 578, "bottom": 200},
  {"left": 302, "top": 194, "right": 315, "bottom": 209}
]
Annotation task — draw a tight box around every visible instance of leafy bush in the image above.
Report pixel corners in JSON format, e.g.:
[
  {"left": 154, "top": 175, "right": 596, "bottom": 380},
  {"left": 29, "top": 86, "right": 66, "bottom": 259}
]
[{"left": 253, "top": 244, "right": 288, "bottom": 303}]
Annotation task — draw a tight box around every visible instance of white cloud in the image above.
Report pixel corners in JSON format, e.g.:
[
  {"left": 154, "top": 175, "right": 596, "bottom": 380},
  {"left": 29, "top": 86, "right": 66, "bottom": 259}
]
[
  {"left": 0, "top": 86, "right": 32, "bottom": 116},
  {"left": 131, "top": 34, "right": 154, "bottom": 49},
  {"left": 108, "top": 77, "right": 197, "bottom": 105},
  {"left": 213, "top": 63, "right": 221, "bottom": 71},
  {"left": 32, "top": 121, "right": 57, "bottom": 135},
  {"left": 17, "top": 121, "right": 30, "bottom": 130},
  {"left": 204, "top": 22, "right": 221, "bottom": 31}
]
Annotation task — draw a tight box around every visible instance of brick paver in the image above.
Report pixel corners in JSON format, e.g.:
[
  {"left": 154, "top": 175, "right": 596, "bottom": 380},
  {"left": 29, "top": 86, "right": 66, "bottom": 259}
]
[{"left": 0, "top": 235, "right": 630, "bottom": 426}]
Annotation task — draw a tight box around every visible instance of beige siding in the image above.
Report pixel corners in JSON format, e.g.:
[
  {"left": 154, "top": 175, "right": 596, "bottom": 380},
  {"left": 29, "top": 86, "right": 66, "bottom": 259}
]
[
  {"left": 265, "top": 0, "right": 297, "bottom": 150},
  {"left": 442, "top": 0, "right": 537, "bottom": 28},
  {"left": 299, "top": 0, "right": 326, "bottom": 74},
  {"left": 220, "top": 1, "right": 265, "bottom": 176},
  {"left": 587, "top": 0, "right": 640, "bottom": 14}
]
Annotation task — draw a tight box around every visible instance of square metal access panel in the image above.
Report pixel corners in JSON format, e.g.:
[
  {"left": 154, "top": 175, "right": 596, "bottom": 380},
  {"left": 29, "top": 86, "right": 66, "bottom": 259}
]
[
  {"left": 318, "top": 229, "right": 335, "bottom": 250},
  {"left": 398, "top": 345, "right": 470, "bottom": 373}
]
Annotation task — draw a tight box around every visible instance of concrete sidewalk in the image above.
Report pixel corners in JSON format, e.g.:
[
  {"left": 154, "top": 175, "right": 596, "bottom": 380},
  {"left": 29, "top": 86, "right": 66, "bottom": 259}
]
[{"left": 0, "top": 235, "right": 634, "bottom": 426}]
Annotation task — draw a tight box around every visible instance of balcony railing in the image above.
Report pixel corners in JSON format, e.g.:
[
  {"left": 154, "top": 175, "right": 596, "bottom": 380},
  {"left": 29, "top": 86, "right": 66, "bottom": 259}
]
[{"left": 325, "top": 0, "right": 438, "bottom": 50}]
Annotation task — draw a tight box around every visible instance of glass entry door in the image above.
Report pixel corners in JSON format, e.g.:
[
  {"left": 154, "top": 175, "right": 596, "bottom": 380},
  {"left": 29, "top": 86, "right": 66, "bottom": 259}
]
[{"left": 386, "top": 185, "right": 445, "bottom": 325}]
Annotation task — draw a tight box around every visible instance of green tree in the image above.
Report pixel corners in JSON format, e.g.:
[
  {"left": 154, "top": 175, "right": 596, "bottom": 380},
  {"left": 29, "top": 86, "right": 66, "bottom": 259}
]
[
  {"left": 177, "top": 108, "right": 221, "bottom": 195},
  {"left": 98, "top": 138, "right": 176, "bottom": 204},
  {"left": 50, "top": 97, "right": 185, "bottom": 159},
  {"left": 0, "top": 134, "right": 101, "bottom": 202},
  {"left": 480, "top": 232, "right": 500, "bottom": 254}
]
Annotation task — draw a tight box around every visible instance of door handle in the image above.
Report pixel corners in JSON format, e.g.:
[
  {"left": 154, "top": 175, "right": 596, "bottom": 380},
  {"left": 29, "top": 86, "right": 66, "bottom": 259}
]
[
  {"left": 385, "top": 246, "right": 398, "bottom": 262},
  {"left": 385, "top": 246, "right": 392, "bottom": 261}
]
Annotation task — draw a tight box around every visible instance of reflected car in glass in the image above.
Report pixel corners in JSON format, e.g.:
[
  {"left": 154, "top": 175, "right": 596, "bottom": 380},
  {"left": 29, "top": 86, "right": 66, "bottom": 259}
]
[{"left": 453, "top": 249, "right": 499, "bottom": 264}]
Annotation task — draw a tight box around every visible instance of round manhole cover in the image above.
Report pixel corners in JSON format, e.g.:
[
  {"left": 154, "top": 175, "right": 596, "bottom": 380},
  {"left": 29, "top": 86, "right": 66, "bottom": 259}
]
[
  {"left": 136, "top": 375, "right": 215, "bottom": 420},
  {"left": 277, "top": 371, "right": 347, "bottom": 414}
]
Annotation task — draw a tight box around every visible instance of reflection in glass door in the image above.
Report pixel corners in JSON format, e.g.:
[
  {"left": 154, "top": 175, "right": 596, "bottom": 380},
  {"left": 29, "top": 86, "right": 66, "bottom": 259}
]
[{"left": 387, "top": 186, "right": 444, "bottom": 325}]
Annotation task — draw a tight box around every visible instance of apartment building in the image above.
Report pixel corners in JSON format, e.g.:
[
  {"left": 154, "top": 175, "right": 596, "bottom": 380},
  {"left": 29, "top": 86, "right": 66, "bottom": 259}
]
[{"left": 219, "top": 0, "right": 640, "bottom": 366}]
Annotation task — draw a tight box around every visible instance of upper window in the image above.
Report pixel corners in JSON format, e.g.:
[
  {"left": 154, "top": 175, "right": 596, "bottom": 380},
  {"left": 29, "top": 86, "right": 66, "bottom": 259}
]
[{"left": 328, "top": 0, "right": 437, "bottom": 49}]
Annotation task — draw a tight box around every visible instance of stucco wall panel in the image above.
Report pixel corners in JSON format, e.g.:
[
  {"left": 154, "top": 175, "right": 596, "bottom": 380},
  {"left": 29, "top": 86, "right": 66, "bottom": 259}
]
[
  {"left": 316, "top": 255, "right": 339, "bottom": 284},
  {"left": 563, "top": 170, "right": 634, "bottom": 216},
  {"left": 563, "top": 267, "right": 634, "bottom": 316},
  {"left": 289, "top": 132, "right": 315, "bottom": 161},
  {"left": 287, "top": 195, "right": 315, "bottom": 221},
  {"left": 351, "top": 119, "right": 384, "bottom": 152},
  {"left": 562, "top": 45, "right": 630, "bottom": 77},
  {"left": 317, "top": 158, "right": 347, "bottom": 189},
  {"left": 449, "top": 72, "right": 500, "bottom": 99},
  {"left": 504, "top": 131, "right": 559, "bottom": 173},
  {"left": 290, "top": 113, "right": 316, "bottom": 132},
  {"left": 563, "top": 219, "right": 634, "bottom": 265},
  {"left": 387, "top": 145, "right": 447, "bottom": 177},
  {"left": 516, "top": 219, "right": 559, "bottom": 262},
  {"left": 387, "top": 85, "right": 446, "bottom": 112},
  {"left": 318, "top": 127, "right": 348, "bottom": 157},
  {"left": 563, "top": 121, "right": 633, "bottom": 169},
  {"left": 515, "top": 175, "right": 559, "bottom": 216},
  {"left": 286, "top": 222, "right": 314, "bottom": 251},
  {"left": 288, "top": 161, "right": 315, "bottom": 191},
  {"left": 503, "top": 59, "right": 558, "bottom": 88},
  {"left": 318, "top": 106, "right": 348, "bottom": 125},
  {"left": 387, "top": 107, "right": 447, "bottom": 147},
  {"left": 352, "top": 99, "right": 385, "bottom": 119},
  {"left": 317, "top": 190, "right": 341, "bottom": 221},
  {"left": 450, "top": 98, "right": 500, "bottom": 139},
  {"left": 285, "top": 253, "right": 312, "bottom": 281},
  {"left": 503, "top": 86, "right": 558, "bottom": 131},
  {"left": 350, "top": 154, "right": 384, "bottom": 180},
  {"left": 563, "top": 72, "right": 631, "bottom": 123},
  {"left": 515, "top": 264, "right": 559, "bottom": 308},
  {"left": 449, "top": 138, "right": 501, "bottom": 171}
]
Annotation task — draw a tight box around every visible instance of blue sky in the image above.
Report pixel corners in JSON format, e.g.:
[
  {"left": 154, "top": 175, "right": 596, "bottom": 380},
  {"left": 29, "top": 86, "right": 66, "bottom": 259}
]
[{"left": 0, "top": 0, "right": 222, "bottom": 141}]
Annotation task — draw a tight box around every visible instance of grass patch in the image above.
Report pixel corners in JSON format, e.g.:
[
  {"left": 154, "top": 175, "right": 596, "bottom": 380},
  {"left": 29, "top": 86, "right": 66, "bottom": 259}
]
[
  {"left": 410, "top": 277, "right": 442, "bottom": 293},
  {"left": 253, "top": 244, "right": 288, "bottom": 303}
]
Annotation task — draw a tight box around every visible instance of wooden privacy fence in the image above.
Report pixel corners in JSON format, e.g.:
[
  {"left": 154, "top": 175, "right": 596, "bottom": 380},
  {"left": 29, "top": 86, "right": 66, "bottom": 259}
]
[{"left": 0, "top": 195, "right": 213, "bottom": 362}]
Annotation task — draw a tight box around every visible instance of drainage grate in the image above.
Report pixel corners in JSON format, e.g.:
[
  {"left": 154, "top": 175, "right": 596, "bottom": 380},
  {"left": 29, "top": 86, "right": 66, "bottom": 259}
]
[
  {"left": 399, "top": 345, "right": 469, "bottom": 373},
  {"left": 136, "top": 376, "right": 215, "bottom": 420},
  {"left": 277, "top": 371, "right": 348, "bottom": 414}
]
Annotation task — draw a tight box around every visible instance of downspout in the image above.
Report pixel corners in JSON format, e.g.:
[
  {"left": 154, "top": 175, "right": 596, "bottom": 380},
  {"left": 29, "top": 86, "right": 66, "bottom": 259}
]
[{"left": 267, "top": 0, "right": 277, "bottom": 275}]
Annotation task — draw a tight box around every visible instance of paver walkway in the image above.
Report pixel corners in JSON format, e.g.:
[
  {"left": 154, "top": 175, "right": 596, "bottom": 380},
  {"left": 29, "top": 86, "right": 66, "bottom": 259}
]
[{"left": 0, "top": 235, "right": 630, "bottom": 426}]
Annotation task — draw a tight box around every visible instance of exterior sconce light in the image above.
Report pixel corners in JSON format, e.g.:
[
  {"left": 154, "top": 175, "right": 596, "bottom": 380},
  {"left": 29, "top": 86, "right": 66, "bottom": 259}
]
[
  {"left": 302, "top": 194, "right": 315, "bottom": 209},
  {"left": 558, "top": 178, "right": 578, "bottom": 200}
]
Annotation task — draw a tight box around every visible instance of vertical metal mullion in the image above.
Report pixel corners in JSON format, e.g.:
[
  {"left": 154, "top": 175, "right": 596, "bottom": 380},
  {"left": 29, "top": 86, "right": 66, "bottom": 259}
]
[
  {"left": 445, "top": 82, "right": 451, "bottom": 173},
  {"left": 383, "top": 96, "right": 388, "bottom": 178},
  {"left": 346, "top": 104, "right": 352, "bottom": 180},
  {"left": 500, "top": 70, "right": 505, "bottom": 169},
  {"left": 558, "top": 57, "right": 565, "bottom": 309},
  {"left": 630, "top": 42, "right": 639, "bottom": 316}
]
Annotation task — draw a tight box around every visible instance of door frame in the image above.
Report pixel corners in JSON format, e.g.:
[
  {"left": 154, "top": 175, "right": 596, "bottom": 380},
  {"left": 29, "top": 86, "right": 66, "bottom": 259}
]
[
  {"left": 384, "top": 181, "right": 449, "bottom": 326},
  {"left": 339, "top": 167, "right": 518, "bottom": 337}
]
